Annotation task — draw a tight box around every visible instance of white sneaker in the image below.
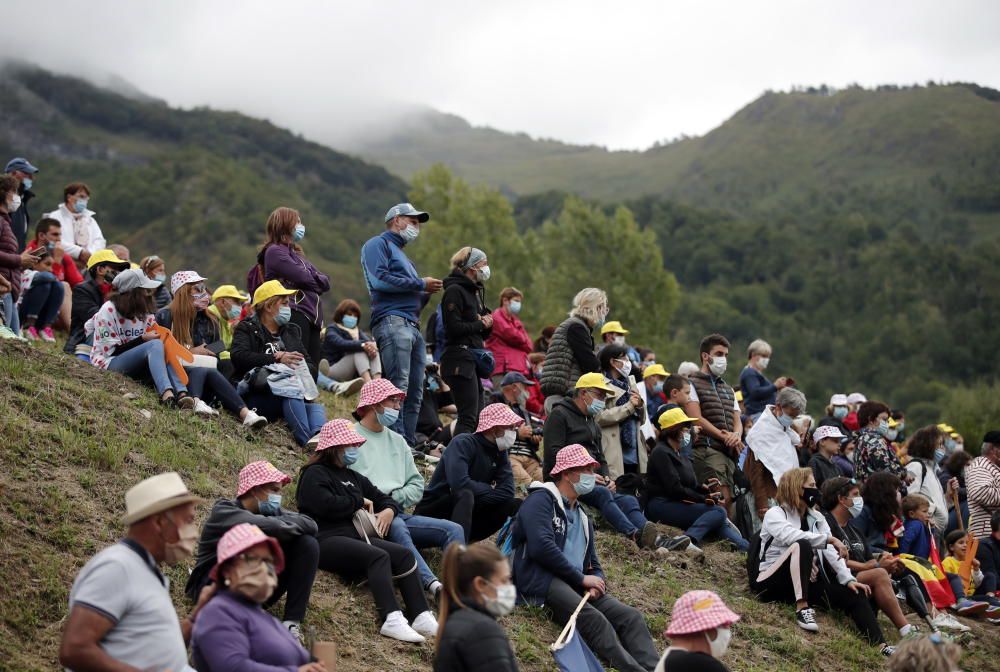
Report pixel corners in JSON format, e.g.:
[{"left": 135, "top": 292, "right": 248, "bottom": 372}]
[
  {"left": 411, "top": 610, "right": 439, "bottom": 638},
  {"left": 380, "top": 611, "right": 425, "bottom": 643},
  {"left": 193, "top": 398, "right": 219, "bottom": 417},
  {"left": 335, "top": 377, "right": 365, "bottom": 397},
  {"left": 932, "top": 613, "right": 971, "bottom": 632},
  {"left": 242, "top": 408, "right": 268, "bottom": 430},
  {"left": 684, "top": 542, "right": 706, "bottom": 563}
]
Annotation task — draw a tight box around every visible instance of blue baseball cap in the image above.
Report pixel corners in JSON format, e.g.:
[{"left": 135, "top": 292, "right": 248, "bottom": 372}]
[
  {"left": 384, "top": 202, "right": 429, "bottom": 224},
  {"left": 500, "top": 372, "right": 536, "bottom": 387},
  {"left": 4, "top": 157, "right": 39, "bottom": 174}
]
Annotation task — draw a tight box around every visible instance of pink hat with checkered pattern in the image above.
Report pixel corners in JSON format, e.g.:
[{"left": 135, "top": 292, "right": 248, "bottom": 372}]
[
  {"left": 475, "top": 403, "right": 525, "bottom": 434},
  {"left": 549, "top": 444, "right": 599, "bottom": 476},
  {"left": 237, "top": 461, "right": 291, "bottom": 497},
  {"left": 355, "top": 378, "right": 406, "bottom": 413},
  {"left": 316, "top": 419, "right": 367, "bottom": 452},
  {"left": 209, "top": 523, "right": 285, "bottom": 580},
  {"left": 170, "top": 270, "right": 207, "bottom": 295},
  {"left": 666, "top": 590, "right": 740, "bottom": 635}
]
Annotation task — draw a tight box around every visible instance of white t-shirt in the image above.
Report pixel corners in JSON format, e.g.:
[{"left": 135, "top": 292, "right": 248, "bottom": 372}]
[
  {"left": 688, "top": 382, "right": 740, "bottom": 411},
  {"left": 67, "top": 542, "right": 190, "bottom": 672}
]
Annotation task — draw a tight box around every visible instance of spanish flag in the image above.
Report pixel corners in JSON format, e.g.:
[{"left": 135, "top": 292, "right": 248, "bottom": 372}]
[{"left": 897, "top": 534, "right": 957, "bottom": 610}]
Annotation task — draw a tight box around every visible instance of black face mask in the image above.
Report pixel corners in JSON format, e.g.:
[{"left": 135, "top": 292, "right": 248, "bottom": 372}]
[
  {"left": 803, "top": 487, "right": 820, "bottom": 508},
  {"left": 103, "top": 268, "right": 119, "bottom": 283}
]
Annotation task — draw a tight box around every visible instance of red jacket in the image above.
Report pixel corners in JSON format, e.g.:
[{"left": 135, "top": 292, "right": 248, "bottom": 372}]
[
  {"left": 485, "top": 307, "right": 533, "bottom": 375},
  {"left": 26, "top": 240, "right": 84, "bottom": 287},
  {"left": 526, "top": 374, "right": 545, "bottom": 418}
]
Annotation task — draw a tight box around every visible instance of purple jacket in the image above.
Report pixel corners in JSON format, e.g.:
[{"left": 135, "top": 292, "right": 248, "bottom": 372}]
[
  {"left": 257, "top": 244, "right": 330, "bottom": 326},
  {"left": 191, "top": 590, "right": 310, "bottom": 672}
]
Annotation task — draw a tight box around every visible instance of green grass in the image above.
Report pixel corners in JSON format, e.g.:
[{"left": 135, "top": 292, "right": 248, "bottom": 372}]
[{"left": 1, "top": 339, "right": 997, "bottom": 671}]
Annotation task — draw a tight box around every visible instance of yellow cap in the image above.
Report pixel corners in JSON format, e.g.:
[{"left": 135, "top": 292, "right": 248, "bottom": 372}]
[
  {"left": 950, "top": 432, "right": 960, "bottom": 439},
  {"left": 252, "top": 280, "right": 296, "bottom": 306},
  {"left": 86, "top": 248, "right": 129, "bottom": 269},
  {"left": 213, "top": 284, "right": 250, "bottom": 303},
  {"left": 642, "top": 364, "right": 669, "bottom": 380},
  {"left": 574, "top": 372, "right": 615, "bottom": 394},
  {"left": 658, "top": 407, "right": 698, "bottom": 431},
  {"left": 735, "top": 390, "right": 744, "bottom": 402},
  {"left": 937, "top": 423, "right": 954, "bottom": 433},
  {"left": 600, "top": 320, "right": 629, "bottom": 336},
  {"left": 887, "top": 417, "right": 898, "bottom": 428}
]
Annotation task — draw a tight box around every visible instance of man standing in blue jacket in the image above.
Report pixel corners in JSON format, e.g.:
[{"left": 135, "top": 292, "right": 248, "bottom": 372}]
[
  {"left": 512, "top": 444, "right": 660, "bottom": 672},
  {"left": 361, "top": 203, "right": 442, "bottom": 445}
]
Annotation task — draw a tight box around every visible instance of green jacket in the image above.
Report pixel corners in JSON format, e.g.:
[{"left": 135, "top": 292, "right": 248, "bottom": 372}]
[{"left": 350, "top": 422, "right": 425, "bottom": 509}]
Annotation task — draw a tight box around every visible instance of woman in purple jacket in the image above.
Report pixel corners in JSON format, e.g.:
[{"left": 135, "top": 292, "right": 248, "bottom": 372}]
[
  {"left": 191, "top": 523, "right": 326, "bottom": 672},
  {"left": 249, "top": 207, "right": 330, "bottom": 374}
]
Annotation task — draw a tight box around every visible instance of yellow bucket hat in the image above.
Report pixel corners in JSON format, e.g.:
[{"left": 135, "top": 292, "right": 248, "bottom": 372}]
[
  {"left": 658, "top": 407, "right": 698, "bottom": 431},
  {"left": 252, "top": 280, "right": 296, "bottom": 306},
  {"left": 642, "top": 364, "right": 669, "bottom": 380}
]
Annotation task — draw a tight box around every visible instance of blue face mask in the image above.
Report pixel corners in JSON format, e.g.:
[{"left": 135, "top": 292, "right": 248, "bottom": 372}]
[
  {"left": 427, "top": 377, "right": 440, "bottom": 392},
  {"left": 777, "top": 412, "right": 794, "bottom": 429},
  {"left": 342, "top": 315, "right": 358, "bottom": 329},
  {"left": 258, "top": 492, "right": 282, "bottom": 516},
  {"left": 848, "top": 496, "right": 864, "bottom": 518},
  {"left": 342, "top": 447, "right": 360, "bottom": 465},
  {"left": 73, "top": 198, "right": 88, "bottom": 214},
  {"left": 587, "top": 396, "right": 606, "bottom": 416},
  {"left": 376, "top": 406, "right": 399, "bottom": 427},
  {"left": 573, "top": 473, "right": 597, "bottom": 496},
  {"left": 509, "top": 300, "right": 522, "bottom": 315},
  {"left": 22, "top": 178, "right": 32, "bottom": 190},
  {"left": 876, "top": 419, "right": 890, "bottom": 437},
  {"left": 652, "top": 381, "right": 664, "bottom": 394},
  {"left": 292, "top": 223, "right": 305, "bottom": 241},
  {"left": 833, "top": 406, "right": 848, "bottom": 420},
  {"left": 227, "top": 304, "right": 241, "bottom": 320},
  {"left": 275, "top": 306, "right": 292, "bottom": 326},
  {"left": 934, "top": 448, "right": 946, "bottom": 463}
]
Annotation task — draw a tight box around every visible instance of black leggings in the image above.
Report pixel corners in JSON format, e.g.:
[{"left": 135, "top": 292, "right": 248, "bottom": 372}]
[
  {"left": 414, "top": 488, "right": 520, "bottom": 543},
  {"left": 442, "top": 370, "right": 482, "bottom": 437},
  {"left": 185, "top": 367, "right": 246, "bottom": 414},
  {"left": 289, "top": 310, "right": 322, "bottom": 380},
  {"left": 316, "top": 533, "right": 428, "bottom": 622},
  {"left": 753, "top": 539, "right": 885, "bottom": 645}
]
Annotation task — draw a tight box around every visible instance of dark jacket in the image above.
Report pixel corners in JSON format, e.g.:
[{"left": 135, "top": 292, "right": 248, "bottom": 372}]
[
  {"left": 977, "top": 535, "right": 1000, "bottom": 589},
  {"left": 10, "top": 185, "right": 34, "bottom": 252},
  {"left": 739, "top": 366, "right": 776, "bottom": 416},
  {"left": 646, "top": 441, "right": 708, "bottom": 503},
  {"left": 63, "top": 278, "right": 106, "bottom": 353},
  {"left": 296, "top": 461, "right": 399, "bottom": 539},
  {"left": 0, "top": 212, "right": 22, "bottom": 300},
  {"left": 542, "top": 397, "right": 605, "bottom": 479},
  {"left": 441, "top": 270, "right": 490, "bottom": 349},
  {"left": 818, "top": 415, "right": 850, "bottom": 437},
  {"left": 185, "top": 497, "right": 318, "bottom": 601},
  {"left": 511, "top": 482, "right": 603, "bottom": 605},
  {"left": 152, "top": 285, "right": 172, "bottom": 311},
  {"left": 261, "top": 244, "right": 330, "bottom": 326},
  {"left": 230, "top": 316, "right": 314, "bottom": 381},
  {"left": 419, "top": 432, "right": 515, "bottom": 507},
  {"left": 433, "top": 600, "right": 520, "bottom": 672},
  {"left": 848, "top": 505, "right": 890, "bottom": 555},
  {"left": 320, "top": 323, "right": 374, "bottom": 365},
  {"left": 808, "top": 453, "right": 843, "bottom": 489},
  {"left": 539, "top": 316, "right": 600, "bottom": 398},
  {"left": 360, "top": 230, "right": 428, "bottom": 327},
  {"left": 155, "top": 307, "right": 223, "bottom": 349},
  {"left": 938, "top": 466, "right": 967, "bottom": 503},
  {"left": 824, "top": 510, "right": 874, "bottom": 565}
]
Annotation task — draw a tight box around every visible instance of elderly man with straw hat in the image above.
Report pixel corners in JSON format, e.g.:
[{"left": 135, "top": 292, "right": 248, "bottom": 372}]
[{"left": 60, "top": 472, "right": 205, "bottom": 671}]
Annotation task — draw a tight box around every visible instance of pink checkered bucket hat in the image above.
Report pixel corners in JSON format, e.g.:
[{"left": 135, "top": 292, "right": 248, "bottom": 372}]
[
  {"left": 355, "top": 378, "right": 406, "bottom": 413},
  {"left": 315, "top": 419, "right": 367, "bottom": 452},
  {"left": 549, "top": 444, "right": 599, "bottom": 476},
  {"left": 475, "top": 403, "right": 525, "bottom": 434},
  {"left": 666, "top": 590, "right": 740, "bottom": 635},
  {"left": 209, "top": 523, "right": 285, "bottom": 580},
  {"left": 237, "top": 461, "right": 291, "bottom": 497}
]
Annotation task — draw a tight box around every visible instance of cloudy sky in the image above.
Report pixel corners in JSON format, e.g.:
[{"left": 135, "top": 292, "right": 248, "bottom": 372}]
[{"left": 5, "top": 1, "right": 999, "bottom": 150}]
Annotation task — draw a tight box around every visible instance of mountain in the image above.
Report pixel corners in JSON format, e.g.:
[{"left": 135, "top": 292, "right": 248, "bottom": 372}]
[
  {"left": 0, "top": 64, "right": 409, "bottom": 301},
  {"left": 349, "top": 84, "right": 1000, "bottom": 222}
]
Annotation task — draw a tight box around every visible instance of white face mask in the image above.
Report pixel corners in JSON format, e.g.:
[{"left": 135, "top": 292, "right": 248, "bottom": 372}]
[
  {"left": 476, "top": 265, "right": 491, "bottom": 282},
  {"left": 400, "top": 223, "right": 420, "bottom": 242},
  {"left": 612, "top": 335, "right": 625, "bottom": 346},
  {"left": 483, "top": 582, "right": 517, "bottom": 617},
  {"left": 849, "top": 496, "right": 864, "bottom": 518},
  {"left": 495, "top": 429, "right": 516, "bottom": 451},
  {"left": 757, "top": 356, "right": 770, "bottom": 370},
  {"left": 614, "top": 358, "right": 632, "bottom": 377},
  {"left": 7, "top": 194, "right": 21, "bottom": 212},
  {"left": 709, "top": 355, "right": 727, "bottom": 377},
  {"left": 706, "top": 626, "right": 731, "bottom": 658}
]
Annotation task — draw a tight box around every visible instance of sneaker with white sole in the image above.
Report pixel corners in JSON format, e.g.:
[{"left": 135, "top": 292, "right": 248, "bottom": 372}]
[
  {"left": 684, "top": 542, "right": 706, "bottom": 563},
  {"left": 176, "top": 395, "right": 196, "bottom": 411},
  {"left": 193, "top": 398, "right": 219, "bottom": 417},
  {"left": 657, "top": 535, "right": 692, "bottom": 552},
  {"left": 242, "top": 408, "right": 268, "bottom": 430},
  {"left": 880, "top": 644, "right": 896, "bottom": 657},
  {"left": 932, "top": 613, "right": 971, "bottom": 632},
  {"left": 40, "top": 326, "right": 56, "bottom": 342},
  {"left": 380, "top": 611, "right": 425, "bottom": 643},
  {"left": 411, "top": 610, "right": 439, "bottom": 638},
  {"left": 796, "top": 607, "right": 820, "bottom": 632},
  {"left": 334, "top": 377, "right": 365, "bottom": 397},
  {"left": 283, "top": 621, "right": 304, "bottom": 645},
  {"left": 954, "top": 599, "right": 989, "bottom": 617}
]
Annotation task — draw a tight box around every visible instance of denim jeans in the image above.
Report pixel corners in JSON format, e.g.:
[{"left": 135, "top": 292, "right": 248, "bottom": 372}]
[
  {"left": 19, "top": 272, "right": 65, "bottom": 328},
  {"left": 645, "top": 498, "right": 750, "bottom": 550},
  {"left": 578, "top": 487, "right": 646, "bottom": 537},
  {"left": 107, "top": 339, "right": 187, "bottom": 396},
  {"left": 1, "top": 292, "right": 20, "bottom": 334},
  {"left": 372, "top": 315, "right": 425, "bottom": 445},
  {"left": 387, "top": 513, "right": 465, "bottom": 589},
  {"left": 186, "top": 367, "right": 246, "bottom": 414},
  {"left": 243, "top": 391, "right": 326, "bottom": 446}
]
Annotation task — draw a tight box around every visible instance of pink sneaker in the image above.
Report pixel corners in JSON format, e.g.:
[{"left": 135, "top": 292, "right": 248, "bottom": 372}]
[
  {"left": 40, "top": 326, "right": 56, "bottom": 342},
  {"left": 24, "top": 326, "right": 39, "bottom": 340}
]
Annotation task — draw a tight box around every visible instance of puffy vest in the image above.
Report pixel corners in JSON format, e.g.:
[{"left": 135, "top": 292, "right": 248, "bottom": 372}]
[
  {"left": 540, "top": 316, "right": 589, "bottom": 398},
  {"left": 690, "top": 371, "right": 736, "bottom": 453}
]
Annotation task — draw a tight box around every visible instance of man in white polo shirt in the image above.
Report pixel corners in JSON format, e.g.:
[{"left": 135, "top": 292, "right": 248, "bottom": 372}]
[{"left": 60, "top": 472, "right": 205, "bottom": 671}]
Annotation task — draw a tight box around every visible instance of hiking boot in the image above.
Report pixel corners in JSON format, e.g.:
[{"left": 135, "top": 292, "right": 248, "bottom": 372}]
[
  {"left": 932, "top": 613, "right": 970, "bottom": 632},
  {"left": 242, "top": 408, "right": 268, "bottom": 430},
  {"left": 796, "top": 607, "right": 820, "bottom": 632},
  {"left": 655, "top": 535, "right": 692, "bottom": 552},
  {"left": 40, "top": 326, "right": 56, "bottom": 342},
  {"left": 380, "top": 611, "right": 425, "bottom": 643},
  {"left": 411, "top": 610, "right": 439, "bottom": 638},
  {"left": 24, "top": 326, "right": 39, "bottom": 340},
  {"left": 954, "top": 599, "right": 989, "bottom": 617},
  {"left": 193, "top": 398, "right": 219, "bottom": 417},
  {"left": 638, "top": 522, "right": 660, "bottom": 549}
]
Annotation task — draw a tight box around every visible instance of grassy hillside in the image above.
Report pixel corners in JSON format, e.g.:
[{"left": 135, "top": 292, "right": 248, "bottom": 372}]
[
  {"left": 0, "top": 64, "right": 410, "bottom": 307},
  {"left": 2, "top": 340, "right": 998, "bottom": 671},
  {"left": 352, "top": 84, "right": 1000, "bottom": 217}
]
